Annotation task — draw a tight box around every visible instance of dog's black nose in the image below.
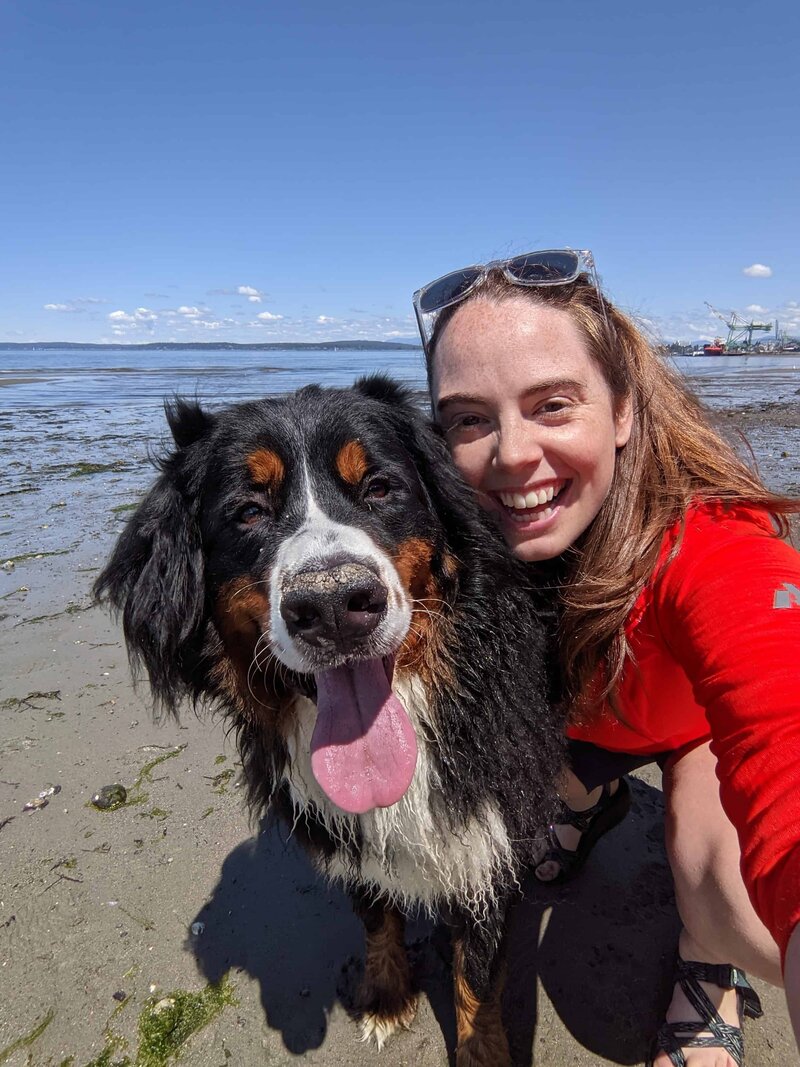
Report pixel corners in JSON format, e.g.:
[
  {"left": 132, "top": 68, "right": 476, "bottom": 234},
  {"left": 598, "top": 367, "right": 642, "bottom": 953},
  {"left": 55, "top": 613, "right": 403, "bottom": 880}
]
[{"left": 280, "top": 563, "right": 388, "bottom": 648}]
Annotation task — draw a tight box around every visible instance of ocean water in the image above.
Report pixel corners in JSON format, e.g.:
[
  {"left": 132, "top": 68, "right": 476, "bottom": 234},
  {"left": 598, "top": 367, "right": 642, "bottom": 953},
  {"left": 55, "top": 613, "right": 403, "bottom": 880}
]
[
  {"left": 0, "top": 346, "right": 429, "bottom": 412},
  {"left": 0, "top": 346, "right": 797, "bottom": 616},
  {"left": 670, "top": 353, "right": 800, "bottom": 408},
  {"left": 0, "top": 347, "right": 798, "bottom": 414}
]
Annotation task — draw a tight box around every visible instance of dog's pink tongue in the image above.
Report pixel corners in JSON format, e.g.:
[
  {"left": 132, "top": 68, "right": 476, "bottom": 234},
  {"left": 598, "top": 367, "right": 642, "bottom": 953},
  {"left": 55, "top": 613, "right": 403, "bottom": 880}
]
[{"left": 311, "top": 660, "right": 417, "bottom": 815}]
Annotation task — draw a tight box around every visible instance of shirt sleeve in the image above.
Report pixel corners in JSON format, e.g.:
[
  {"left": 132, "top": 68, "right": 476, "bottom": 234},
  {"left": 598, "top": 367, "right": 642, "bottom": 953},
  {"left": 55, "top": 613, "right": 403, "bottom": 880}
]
[{"left": 653, "top": 511, "right": 800, "bottom": 961}]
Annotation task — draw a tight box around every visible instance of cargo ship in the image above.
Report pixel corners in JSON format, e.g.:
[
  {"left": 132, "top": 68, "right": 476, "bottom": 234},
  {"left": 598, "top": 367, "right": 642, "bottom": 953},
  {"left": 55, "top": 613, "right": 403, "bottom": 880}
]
[{"left": 702, "top": 338, "right": 725, "bottom": 355}]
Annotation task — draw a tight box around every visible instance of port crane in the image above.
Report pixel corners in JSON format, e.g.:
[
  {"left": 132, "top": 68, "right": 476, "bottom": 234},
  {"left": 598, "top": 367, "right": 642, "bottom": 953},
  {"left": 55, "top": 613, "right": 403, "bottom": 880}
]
[{"left": 704, "top": 302, "right": 773, "bottom": 350}]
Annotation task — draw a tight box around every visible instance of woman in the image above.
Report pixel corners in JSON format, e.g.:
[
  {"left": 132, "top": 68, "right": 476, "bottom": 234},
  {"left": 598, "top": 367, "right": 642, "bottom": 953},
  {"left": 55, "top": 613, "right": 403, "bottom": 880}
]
[{"left": 412, "top": 250, "right": 800, "bottom": 1067}]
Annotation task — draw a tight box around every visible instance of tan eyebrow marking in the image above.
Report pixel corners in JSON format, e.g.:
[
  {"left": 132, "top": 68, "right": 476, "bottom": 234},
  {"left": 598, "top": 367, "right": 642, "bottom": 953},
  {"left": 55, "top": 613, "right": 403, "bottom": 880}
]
[
  {"left": 246, "top": 448, "right": 285, "bottom": 490},
  {"left": 335, "top": 440, "right": 369, "bottom": 485}
]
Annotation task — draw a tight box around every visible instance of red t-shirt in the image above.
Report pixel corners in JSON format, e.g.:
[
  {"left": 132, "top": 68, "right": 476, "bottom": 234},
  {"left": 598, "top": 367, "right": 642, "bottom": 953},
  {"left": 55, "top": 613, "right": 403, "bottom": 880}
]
[{"left": 567, "top": 502, "right": 800, "bottom": 959}]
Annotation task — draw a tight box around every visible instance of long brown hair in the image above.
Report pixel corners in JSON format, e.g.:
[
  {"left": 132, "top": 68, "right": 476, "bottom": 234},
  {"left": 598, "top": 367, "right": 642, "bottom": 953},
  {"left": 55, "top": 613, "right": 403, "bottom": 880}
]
[{"left": 427, "top": 271, "right": 798, "bottom": 710}]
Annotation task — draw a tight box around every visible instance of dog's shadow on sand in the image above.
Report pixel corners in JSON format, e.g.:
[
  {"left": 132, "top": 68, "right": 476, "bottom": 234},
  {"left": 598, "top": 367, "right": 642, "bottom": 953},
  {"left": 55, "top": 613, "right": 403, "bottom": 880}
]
[
  {"left": 191, "top": 777, "right": 679, "bottom": 1065},
  {"left": 190, "top": 819, "right": 362, "bottom": 1054}
]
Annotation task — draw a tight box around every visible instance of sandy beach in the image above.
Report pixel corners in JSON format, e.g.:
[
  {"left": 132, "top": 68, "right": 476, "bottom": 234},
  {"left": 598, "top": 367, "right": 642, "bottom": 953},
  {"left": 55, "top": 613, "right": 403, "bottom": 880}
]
[{"left": 1, "top": 394, "right": 799, "bottom": 1066}]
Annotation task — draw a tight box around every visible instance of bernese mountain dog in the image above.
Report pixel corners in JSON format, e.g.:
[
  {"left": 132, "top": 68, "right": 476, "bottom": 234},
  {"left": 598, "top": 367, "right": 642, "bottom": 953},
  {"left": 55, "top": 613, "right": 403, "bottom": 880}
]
[{"left": 95, "top": 375, "right": 564, "bottom": 1066}]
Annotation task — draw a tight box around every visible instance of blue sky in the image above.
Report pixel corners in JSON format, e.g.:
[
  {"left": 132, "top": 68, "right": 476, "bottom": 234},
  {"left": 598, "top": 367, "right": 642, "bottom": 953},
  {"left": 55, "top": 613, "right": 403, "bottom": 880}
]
[{"left": 1, "top": 0, "right": 798, "bottom": 345}]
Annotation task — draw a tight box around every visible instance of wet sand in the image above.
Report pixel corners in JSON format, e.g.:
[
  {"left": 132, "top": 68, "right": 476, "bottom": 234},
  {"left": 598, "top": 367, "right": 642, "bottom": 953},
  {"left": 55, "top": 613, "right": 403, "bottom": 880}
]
[
  {"left": 0, "top": 398, "right": 798, "bottom": 1066},
  {"left": 0, "top": 377, "right": 55, "bottom": 388}
]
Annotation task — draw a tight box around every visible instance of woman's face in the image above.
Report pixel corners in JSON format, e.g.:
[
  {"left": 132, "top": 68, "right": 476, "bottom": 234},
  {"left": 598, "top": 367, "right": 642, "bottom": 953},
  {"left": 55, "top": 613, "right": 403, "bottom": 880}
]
[{"left": 431, "top": 296, "right": 632, "bottom": 562}]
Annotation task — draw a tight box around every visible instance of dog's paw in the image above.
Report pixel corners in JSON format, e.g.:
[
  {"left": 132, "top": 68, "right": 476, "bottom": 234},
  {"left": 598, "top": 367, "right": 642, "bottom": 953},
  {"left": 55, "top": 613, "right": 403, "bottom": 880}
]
[{"left": 358, "top": 995, "right": 418, "bottom": 1050}]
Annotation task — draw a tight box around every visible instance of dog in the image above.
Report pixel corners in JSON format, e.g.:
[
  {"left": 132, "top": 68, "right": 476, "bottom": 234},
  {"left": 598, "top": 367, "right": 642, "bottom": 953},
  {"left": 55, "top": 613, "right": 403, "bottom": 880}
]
[{"left": 95, "top": 375, "right": 564, "bottom": 1065}]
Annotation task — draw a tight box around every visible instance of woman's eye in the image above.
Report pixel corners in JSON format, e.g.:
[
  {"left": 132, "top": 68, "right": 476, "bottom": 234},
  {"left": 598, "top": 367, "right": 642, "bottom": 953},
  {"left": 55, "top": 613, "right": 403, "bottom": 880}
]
[
  {"left": 364, "top": 476, "right": 391, "bottom": 500},
  {"left": 537, "top": 398, "right": 571, "bottom": 416},
  {"left": 446, "top": 413, "right": 485, "bottom": 433},
  {"left": 237, "top": 504, "right": 265, "bottom": 525}
]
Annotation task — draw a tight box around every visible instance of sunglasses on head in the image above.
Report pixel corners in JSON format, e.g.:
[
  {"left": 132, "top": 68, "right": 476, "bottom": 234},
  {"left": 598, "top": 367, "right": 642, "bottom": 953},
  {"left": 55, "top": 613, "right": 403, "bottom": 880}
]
[{"left": 412, "top": 248, "right": 601, "bottom": 354}]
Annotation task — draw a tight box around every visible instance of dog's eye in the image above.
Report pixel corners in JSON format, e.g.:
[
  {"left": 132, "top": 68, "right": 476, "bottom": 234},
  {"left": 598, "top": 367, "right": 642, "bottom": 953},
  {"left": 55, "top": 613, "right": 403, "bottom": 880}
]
[
  {"left": 364, "top": 476, "right": 391, "bottom": 500},
  {"left": 237, "top": 504, "right": 266, "bottom": 526}
]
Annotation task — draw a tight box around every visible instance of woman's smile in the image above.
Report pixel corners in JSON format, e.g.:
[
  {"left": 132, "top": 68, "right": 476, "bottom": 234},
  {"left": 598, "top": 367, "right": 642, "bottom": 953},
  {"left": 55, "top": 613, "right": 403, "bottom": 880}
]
[{"left": 489, "top": 479, "right": 570, "bottom": 531}]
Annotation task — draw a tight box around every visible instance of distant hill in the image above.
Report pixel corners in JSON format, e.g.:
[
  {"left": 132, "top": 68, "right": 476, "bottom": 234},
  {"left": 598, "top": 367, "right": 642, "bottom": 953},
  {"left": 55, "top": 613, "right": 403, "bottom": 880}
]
[{"left": 1, "top": 339, "right": 421, "bottom": 352}]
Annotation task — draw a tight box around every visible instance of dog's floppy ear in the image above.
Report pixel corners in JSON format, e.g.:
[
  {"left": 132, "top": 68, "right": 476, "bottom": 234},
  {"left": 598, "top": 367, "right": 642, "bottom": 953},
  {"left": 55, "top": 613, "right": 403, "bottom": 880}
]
[{"left": 93, "top": 400, "right": 216, "bottom": 715}]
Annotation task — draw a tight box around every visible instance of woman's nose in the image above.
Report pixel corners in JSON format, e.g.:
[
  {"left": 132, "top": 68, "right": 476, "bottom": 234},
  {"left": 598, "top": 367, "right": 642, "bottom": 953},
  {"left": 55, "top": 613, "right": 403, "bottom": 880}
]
[{"left": 493, "top": 419, "right": 544, "bottom": 471}]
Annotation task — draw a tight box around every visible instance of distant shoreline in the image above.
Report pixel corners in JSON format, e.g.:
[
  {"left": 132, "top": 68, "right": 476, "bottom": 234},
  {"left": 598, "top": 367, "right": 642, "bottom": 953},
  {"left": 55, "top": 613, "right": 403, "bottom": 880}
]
[{"left": 0, "top": 340, "right": 421, "bottom": 352}]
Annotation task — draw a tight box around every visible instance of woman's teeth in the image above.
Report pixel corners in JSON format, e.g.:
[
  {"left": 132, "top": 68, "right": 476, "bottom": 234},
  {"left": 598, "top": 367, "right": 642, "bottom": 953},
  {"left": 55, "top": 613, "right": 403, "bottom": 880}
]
[
  {"left": 498, "top": 484, "right": 563, "bottom": 510},
  {"left": 507, "top": 505, "right": 553, "bottom": 523}
]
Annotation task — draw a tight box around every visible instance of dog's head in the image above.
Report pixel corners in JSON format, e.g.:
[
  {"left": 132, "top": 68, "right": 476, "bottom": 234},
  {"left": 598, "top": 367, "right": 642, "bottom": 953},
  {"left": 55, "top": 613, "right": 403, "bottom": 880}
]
[{"left": 96, "top": 375, "right": 496, "bottom": 814}]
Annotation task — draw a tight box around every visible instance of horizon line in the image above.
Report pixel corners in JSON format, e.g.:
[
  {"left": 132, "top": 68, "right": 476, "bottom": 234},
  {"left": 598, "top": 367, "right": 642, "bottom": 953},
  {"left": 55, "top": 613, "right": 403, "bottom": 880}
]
[{"left": 1, "top": 338, "right": 423, "bottom": 350}]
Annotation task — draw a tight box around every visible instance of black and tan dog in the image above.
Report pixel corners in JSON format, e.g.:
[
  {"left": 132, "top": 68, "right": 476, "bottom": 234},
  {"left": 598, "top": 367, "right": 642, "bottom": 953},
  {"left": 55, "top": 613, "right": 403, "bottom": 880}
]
[{"left": 96, "top": 376, "right": 564, "bottom": 1065}]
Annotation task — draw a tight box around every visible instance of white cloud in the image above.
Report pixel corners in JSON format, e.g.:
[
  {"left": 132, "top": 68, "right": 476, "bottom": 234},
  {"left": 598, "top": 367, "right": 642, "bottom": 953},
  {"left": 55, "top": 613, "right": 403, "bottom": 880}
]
[
  {"left": 107, "top": 307, "right": 157, "bottom": 329},
  {"left": 44, "top": 302, "right": 88, "bottom": 313},
  {"left": 257, "top": 311, "right": 284, "bottom": 321},
  {"left": 317, "top": 315, "right": 335, "bottom": 324},
  {"left": 745, "top": 304, "right": 769, "bottom": 314},
  {"left": 743, "top": 263, "right": 773, "bottom": 278},
  {"left": 177, "top": 305, "right": 203, "bottom": 318},
  {"left": 237, "top": 285, "right": 263, "bottom": 303}
]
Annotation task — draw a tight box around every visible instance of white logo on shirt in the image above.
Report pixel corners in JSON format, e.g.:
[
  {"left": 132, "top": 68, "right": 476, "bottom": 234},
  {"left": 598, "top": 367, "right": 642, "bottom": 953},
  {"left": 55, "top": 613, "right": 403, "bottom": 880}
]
[{"left": 773, "top": 583, "right": 800, "bottom": 609}]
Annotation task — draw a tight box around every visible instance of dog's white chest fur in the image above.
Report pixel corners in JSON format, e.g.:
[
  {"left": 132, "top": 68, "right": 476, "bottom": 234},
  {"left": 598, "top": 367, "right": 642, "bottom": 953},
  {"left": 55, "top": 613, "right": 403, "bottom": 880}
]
[{"left": 281, "top": 674, "right": 515, "bottom": 917}]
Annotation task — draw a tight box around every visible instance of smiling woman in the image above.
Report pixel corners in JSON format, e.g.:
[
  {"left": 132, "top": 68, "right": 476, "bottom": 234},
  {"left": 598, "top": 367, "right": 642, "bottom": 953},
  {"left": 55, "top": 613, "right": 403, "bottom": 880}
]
[
  {"left": 432, "top": 298, "right": 632, "bottom": 562},
  {"left": 415, "top": 250, "right": 800, "bottom": 1067}
]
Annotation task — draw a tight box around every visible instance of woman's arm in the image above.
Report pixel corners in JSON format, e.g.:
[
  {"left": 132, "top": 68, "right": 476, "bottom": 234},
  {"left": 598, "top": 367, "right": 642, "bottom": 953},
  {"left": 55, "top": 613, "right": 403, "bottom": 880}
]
[{"left": 653, "top": 507, "right": 800, "bottom": 959}]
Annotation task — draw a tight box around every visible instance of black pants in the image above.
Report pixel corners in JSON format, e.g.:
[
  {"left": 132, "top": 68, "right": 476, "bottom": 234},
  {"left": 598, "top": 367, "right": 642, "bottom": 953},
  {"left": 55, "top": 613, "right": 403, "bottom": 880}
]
[{"left": 567, "top": 738, "right": 673, "bottom": 793}]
